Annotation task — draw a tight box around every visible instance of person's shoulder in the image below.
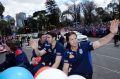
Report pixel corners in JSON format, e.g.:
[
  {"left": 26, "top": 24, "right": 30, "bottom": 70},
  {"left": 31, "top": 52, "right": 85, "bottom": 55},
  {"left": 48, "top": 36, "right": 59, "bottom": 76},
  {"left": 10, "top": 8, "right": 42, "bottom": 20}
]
[
  {"left": 57, "top": 42, "right": 64, "bottom": 47},
  {"left": 79, "top": 41, "right": 92, "bottom": 46},
  {"left": 15, "top": 49, "right": 23, "bottom": 56},
  {"left": 64, "top": 49, "right": 71, "bottom": 54},
  {"left": 80, "top": 40, "right": 91, "bottom": 44}
]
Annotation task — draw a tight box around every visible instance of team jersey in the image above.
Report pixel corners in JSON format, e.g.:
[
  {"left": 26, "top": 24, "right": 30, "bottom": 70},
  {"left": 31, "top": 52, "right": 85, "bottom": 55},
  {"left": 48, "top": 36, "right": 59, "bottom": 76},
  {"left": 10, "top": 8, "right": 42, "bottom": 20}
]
[
  {"left": 63, "top": 41, "right": 94, "bottom": 75},
  {"left": 42, "top": 42, "right": 64, "bottom": 69},
  {"left": 15, "top": 49, "right": 30, "bottom": 69}
]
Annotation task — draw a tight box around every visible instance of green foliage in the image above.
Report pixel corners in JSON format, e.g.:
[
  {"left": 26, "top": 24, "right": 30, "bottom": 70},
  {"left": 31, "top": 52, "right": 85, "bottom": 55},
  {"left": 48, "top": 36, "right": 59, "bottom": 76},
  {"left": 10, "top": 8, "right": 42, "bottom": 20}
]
[
  {"left": 32, "top": 10, "right": 48, "bottom": 31},
  {"left": 0, "top": 20, "right": 12, "bottom": 35},
  {"left": 45, "top": 0, "right": 61, "bottom": 27},
  {"left": 17, "top": 27, "right": 25, "bottom": 34},
  {"left": 27, "top": 17, "right": 37, "bottom": 32},
  {"left": 0, "top": 2, "right": 5, "bottom": 18}
]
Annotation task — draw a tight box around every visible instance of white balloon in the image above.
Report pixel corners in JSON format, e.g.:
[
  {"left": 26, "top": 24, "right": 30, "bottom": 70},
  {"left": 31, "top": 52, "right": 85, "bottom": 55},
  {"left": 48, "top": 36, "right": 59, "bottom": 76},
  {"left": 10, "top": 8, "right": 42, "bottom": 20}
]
[
  {"left": 35, "top": 68, "right": 68, "bottom": 79},
  {"left": 68, "top": 75, "right": 86, "bottom": 79}
]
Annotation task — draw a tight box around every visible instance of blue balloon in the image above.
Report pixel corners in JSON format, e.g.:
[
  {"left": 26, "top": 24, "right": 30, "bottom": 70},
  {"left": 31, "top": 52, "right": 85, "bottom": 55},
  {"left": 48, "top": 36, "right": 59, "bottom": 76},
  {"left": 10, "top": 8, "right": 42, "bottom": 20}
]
[
  {"left": 0, "top": 73, "right": 3, "bottom": 79},
  {"left": 1, "top": 67, "right": 34, "bottom": 79}
]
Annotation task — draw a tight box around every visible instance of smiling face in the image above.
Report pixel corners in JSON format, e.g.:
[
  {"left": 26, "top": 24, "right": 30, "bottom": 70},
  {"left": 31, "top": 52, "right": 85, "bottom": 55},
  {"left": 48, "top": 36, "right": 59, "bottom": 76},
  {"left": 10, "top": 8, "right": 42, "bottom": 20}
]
[
  {"left": 46, "top": 34, "right": 53, "bottom": 44},
  {"left": 46, "top": 32, "right": 57, "bottom": 44},
  {"left": 40, "top": 35, "right": 46, "bottom": 43},
  {"left": 68, "top": 34, "right": 78, "bottom": 47}
]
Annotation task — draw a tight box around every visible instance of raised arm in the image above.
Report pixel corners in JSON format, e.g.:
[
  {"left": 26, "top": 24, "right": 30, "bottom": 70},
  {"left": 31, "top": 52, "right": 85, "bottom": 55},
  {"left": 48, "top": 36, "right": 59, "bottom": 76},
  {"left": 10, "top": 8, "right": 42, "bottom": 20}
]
[
  {"left": 29, "top": 39, "right": 46, "bottom": 56},
  {"left": 93, "top": 19, "right": 120, "bottom": 49}
]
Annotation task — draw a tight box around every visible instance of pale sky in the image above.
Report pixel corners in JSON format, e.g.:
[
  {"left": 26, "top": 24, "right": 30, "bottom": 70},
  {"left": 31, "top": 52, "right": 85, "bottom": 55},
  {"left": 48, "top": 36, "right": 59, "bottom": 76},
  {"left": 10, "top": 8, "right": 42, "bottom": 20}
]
[{"left": 1, "top": 0, "right": 112, "bottom": 18}]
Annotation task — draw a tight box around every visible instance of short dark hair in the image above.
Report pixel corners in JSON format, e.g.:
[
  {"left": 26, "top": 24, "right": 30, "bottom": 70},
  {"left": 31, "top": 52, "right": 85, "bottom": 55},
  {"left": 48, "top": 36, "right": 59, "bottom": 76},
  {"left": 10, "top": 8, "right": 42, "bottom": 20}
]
[
  {"left": 6, "top": 39, "right": 19, "bottom": 51},
  {"left": 66, "top": 31, "right": 77, "bottom": 42},
  {"left": 46, "top": 32, "right": 57, "bottom": 39},
  {"left": 38, "top": 33, "right": 45, "bottom": 38}
]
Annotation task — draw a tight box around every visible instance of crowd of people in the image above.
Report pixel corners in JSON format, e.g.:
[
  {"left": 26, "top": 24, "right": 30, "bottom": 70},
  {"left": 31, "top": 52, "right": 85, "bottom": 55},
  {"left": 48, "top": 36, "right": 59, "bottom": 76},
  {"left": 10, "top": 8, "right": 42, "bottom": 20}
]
[
  {"left": 50, "top": 23, "right": 111, "bottom": 37},
  {"left": 51, "top": 22, "right": 120, "bottom": 46},
  {"left": 75, "top": 23, "right": 110, "bottom": 37},
  {"left": 0, "top": 20, "right": 120, "bottom": 79}
]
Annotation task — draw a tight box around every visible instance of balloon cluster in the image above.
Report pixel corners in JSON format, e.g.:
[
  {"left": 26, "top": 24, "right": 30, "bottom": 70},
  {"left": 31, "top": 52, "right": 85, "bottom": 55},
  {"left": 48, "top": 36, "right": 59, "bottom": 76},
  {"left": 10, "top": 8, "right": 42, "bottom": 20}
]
[
  {"left": 34, "top": 67, "right": 86, "bottom": 79},
  {"left": 0, "top": 66, "right": 86, "bottom": 79}
]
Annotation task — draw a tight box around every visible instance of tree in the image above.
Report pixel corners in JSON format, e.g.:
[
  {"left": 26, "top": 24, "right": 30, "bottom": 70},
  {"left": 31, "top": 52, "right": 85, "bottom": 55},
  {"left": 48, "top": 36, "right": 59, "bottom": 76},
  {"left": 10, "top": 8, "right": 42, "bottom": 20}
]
[
  {"left": 17, "top": 27, "right": 26, "bottom": 34},
  {"left": 118, "top": 0, "right": 120, "bottom": 19},
  {"left": 95, "top": 7, "right": 104, "bottom": 15},
  {"left": 81, "top": 1, "right": 96, "bottom": 25},
  {"left": 61, "top": 0, "right": 81, "bottom": 26},
  {"left": 37, "top": 10, "right": 48, "bottom": 30},
  {"left": 0, "top": 20, "right": 12, "bottom": 35},
  {"left": 61, "top": 19, "right": 73, "bottom": 27},
  {"left": 0, "top": 2, "right": 5, "bottom": 19},
  {"left": 107, "top": 2, "right": 119, "bottom": 19},
  {"left": 95, "top": 7, "right": 109, "bottom": 22},
  {"left": 32, "top": 10, "right": 48, "bottom": 31},
  {"left": 61, "top": 10, "right": 74, "bottom": 21},
  {"left": 27, "top": 17, "right": 37, "bottom": 32},
  {"left": 45, "top": 0, "right": 61, "bottom": 27}
]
